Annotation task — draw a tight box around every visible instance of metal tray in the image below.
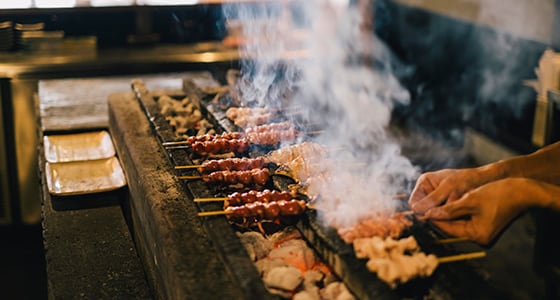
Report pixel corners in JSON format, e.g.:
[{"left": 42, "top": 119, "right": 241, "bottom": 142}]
[
  {"left": 44, "top": 130, "right": 115, "bottom": 163},
  {"left": 45, "top": 157, "right": 127, "bottom": 196}
]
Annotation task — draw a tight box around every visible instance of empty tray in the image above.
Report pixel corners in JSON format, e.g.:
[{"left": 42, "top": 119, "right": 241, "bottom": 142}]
[
  {"left": 45, "top": 157, "right": 127, "bottom": 196},
  {"left": 44, "top": 131, "right": 116, "bottom": 163}
]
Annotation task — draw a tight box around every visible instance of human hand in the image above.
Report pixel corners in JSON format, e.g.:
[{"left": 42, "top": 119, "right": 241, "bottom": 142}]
[
  {"left": 423, "top": 178, "right": 542, "bottom": 245},
  {"left": 408, "top": 167, "right": 497, "bottom": 214}
]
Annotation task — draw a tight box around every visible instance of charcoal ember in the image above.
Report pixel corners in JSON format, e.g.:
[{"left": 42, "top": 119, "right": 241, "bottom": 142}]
[
  {"left": 293, "top": 289, "right": 320, "bottom": 300},
  {"left": 269, "top": 239, "right": 316, "bottom": 271},
  {"left": 321, "top": 282, "right": 355, "bottom": 300},
  {"left": 303, "top": 269, "right": 325, "bottom": 289},
  {"left": 255, "top": 258, "right": 287, "bottom": 277},
  {"left": 236, "top": 231, "right": 273, "bottom": 261},
  {"left": 264, "top": 266, "right": 303, "bottom": 292},
  {"left": 269, "top": 226, "right": 302, "bottom": 246}
]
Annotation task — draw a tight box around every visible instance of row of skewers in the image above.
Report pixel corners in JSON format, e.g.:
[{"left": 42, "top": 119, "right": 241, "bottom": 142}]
[{"left": 160, "top": 104, "right": 485, "bottom": 289}]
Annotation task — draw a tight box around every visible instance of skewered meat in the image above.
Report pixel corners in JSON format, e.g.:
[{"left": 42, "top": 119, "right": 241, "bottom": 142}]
[
  {"left": 187, "top": 132, "right": 243, "bottom": 144},
  {"left": 225, "top": 199, "right": 307, "bottom": 220},
  {"left": 337, "top": 213, "right": 413, "bottom": 244},
  {"left": 353, "top": 236, "right": 418, "bottom": 259},
  {"left": 245, "top": 121, "right": 294, "bottom": 134},
  {"left": 366, "top": 252, "right": 438, "bottom": 288},
  {"left": 188, "top": 130, "right": 301, "bottom": 155},
  {"left": 233, "top": 113, "right": 276, "bottom": 128},
  {"left": 191, "top": 138, "right": 250, "bottom": 155},
  {"left": 225, "top": 107, "right": 277, "bottom": 128},
  {"left": 225, "top": 190, "right": 295, "bottom": 207},
  {"left": 198, "top": 157, "right": 267, "bottom": 174},
  {"left": 276, "top": 156, "right": 333, "bottom": 185},
  {"left": 226, "top": 107, "right": 271, "bottom": 120},
  {"left": 353, "top": 236, "right": 437, "bottom": 288},
  {"left": 245, "top": 129, "right": 298, "bottom": 145},
  {"left": 266, "top": 142, "right": 328, "bottom": 165},
  {"left": 202, "top": 168, "right": 271, "bottom": 186},
  {"left": 158, "top": 95, "right": 215, "bottom": 136}
]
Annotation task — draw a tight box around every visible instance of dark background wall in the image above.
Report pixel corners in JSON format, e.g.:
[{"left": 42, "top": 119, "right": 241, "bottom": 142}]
[
  {"left": 376, "top": 0, "right": 551, "bottom": 154},
  {"left": 0, "top": 1, "right": 555, "bottom": 153},
  {"left": 0, "top": 5, "right": 227, "bottom": 47}
]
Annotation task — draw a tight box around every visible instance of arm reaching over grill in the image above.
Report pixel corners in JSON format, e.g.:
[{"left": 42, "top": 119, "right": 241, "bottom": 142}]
[
  {"left": 424, "top": 178, "right": 560, "bottom": 245},
  {"left": 409, "top": 141, "right": 560, "bottom": 215}
]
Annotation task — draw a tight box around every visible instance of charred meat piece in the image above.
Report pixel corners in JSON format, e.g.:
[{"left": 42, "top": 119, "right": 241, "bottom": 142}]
[
  {"left": 202, "top": 168, "right": 271, "bottom": 186},
  {"left": 337, "top": 213, "right": 413, "bottom": 244},
  {"left": 245, "top": 129, "right": 298, "bottom": 145},
  {"left": 191, "top": 138, "right": 250, "bottom": 155},
  {"left": 187, "top": 132, "right": 243, "bottom": 144},
  {"left": 225, "top": 189, "right": 295, "bottom": 207},
  {"left": 225, "top": 199, "right": 306, "bottom": 220},
  {"left": 198, "top": 157, "right": 267, "bottom": 174},
  {"left": 245, "top": 121, "right": 294, "bottom": 134}
]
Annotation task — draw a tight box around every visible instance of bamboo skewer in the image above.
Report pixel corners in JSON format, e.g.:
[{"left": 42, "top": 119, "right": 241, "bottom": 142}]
[
  {"left": 197, "top": 210, "right": 233, "bottom": 217},
  {"left": 175, "top": 165, "right": 201, "bottom": 170},
  {"left": 177, "top": 175, "right": 202, "bottom": 180},
  {"left": 435, "top": 237, "right": 470, "bottom": 244},
  {"left": 194, "top": 197, "right": 227, "bottom": 202},
  {"left": 437, "top": 251, "right": 486, "bottom": 263},
  {"left": 393, "top": 193, "right": 408, "bottom": 199},
  {"left": 304, "top": 130, "right": 323, "bottom": 135},
  {"left": 164, "top": 129, "right": 321, "bottom": 148},
  {"left": 194, "top": 195, "right": 410, "bottom": 203},
  {"left": 162, "top": 140, "right": 191, "bottom": 147}
]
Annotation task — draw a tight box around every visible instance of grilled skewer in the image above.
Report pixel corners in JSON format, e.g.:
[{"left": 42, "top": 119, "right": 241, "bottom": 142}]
[
  {"left": 178, "top": 168, "right": 271, "bottom": 186},
  {"left": 175, "top": 157, "right": 268, "bottom": 173},
  {"left": 198, "top": 199, "right": 307, "bottom": 219},
  {"left": 194, "top": 189, "right": 295, "bottom": 207}
]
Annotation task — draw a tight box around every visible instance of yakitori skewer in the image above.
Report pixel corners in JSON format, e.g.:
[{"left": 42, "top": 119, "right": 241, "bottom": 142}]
[
  {"left": 178, "top": 168, "right": 271, "bottom": 186},
  {"left": 163, "top": 128, "right": 323, "bottom": 151},
  {"left": 175, "top": 157, "right": 268, "bottom": 173},
  {"left": 437, "top": 251, "right": 486, "bottom": 263},
  {"left": 194, "top": 189, "right": 294, "bottom": 205},
  {"left": 435, "top": 237, "right": 470, "bottom": 244},
  {"left": 195, "top": 194, "right": 412, "bottom": 204},
  {"left": 197, "top": 199, "right": 307, "bottom": 218}
]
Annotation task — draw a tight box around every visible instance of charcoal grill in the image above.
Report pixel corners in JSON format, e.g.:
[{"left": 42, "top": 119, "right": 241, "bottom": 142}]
[{"left": 108, "top": 71, "right": 515, "bottom": 300}]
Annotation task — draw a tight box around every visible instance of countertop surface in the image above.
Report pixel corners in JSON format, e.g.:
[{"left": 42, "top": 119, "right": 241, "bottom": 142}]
[
  {"left": 0, "top": 42, "right": 240, "bottom": 79},
  {"left": 36, "top": 74, "right": 201, "bottom": 299}
]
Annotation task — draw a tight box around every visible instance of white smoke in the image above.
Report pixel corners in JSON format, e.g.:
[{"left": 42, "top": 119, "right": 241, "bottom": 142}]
[{"left": 224, "top": 0, "right": 418, "bottom": 227}]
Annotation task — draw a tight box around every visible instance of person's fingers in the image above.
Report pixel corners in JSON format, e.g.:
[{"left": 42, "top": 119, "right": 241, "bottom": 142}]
[
  {"left": 424, "top": 198, "right": 478, "bottom": 220},
  {"left": 430, "top": 220, "right": 470, "bottom": 239},
  {"left": 410, "top": 182, "right": 452, "bottom": 214},
  {"left": 408, "top": 175, "right": 435, "bottom": 206},
  {"left": 447, "top": 189, "right": 461, "bottom": 202}
]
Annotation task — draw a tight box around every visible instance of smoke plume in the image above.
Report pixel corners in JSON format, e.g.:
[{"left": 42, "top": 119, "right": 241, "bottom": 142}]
[{"left": 223, "top": 0, "right": 418, "bottom": 227}]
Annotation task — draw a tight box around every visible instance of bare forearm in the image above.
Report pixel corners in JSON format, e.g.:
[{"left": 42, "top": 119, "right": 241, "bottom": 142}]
[
  {"left": 490, "top": 142, "right": 560, "bottom": 185},
  {"left": 529, "top": 179, "right": 560, "bottom": 212}
]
